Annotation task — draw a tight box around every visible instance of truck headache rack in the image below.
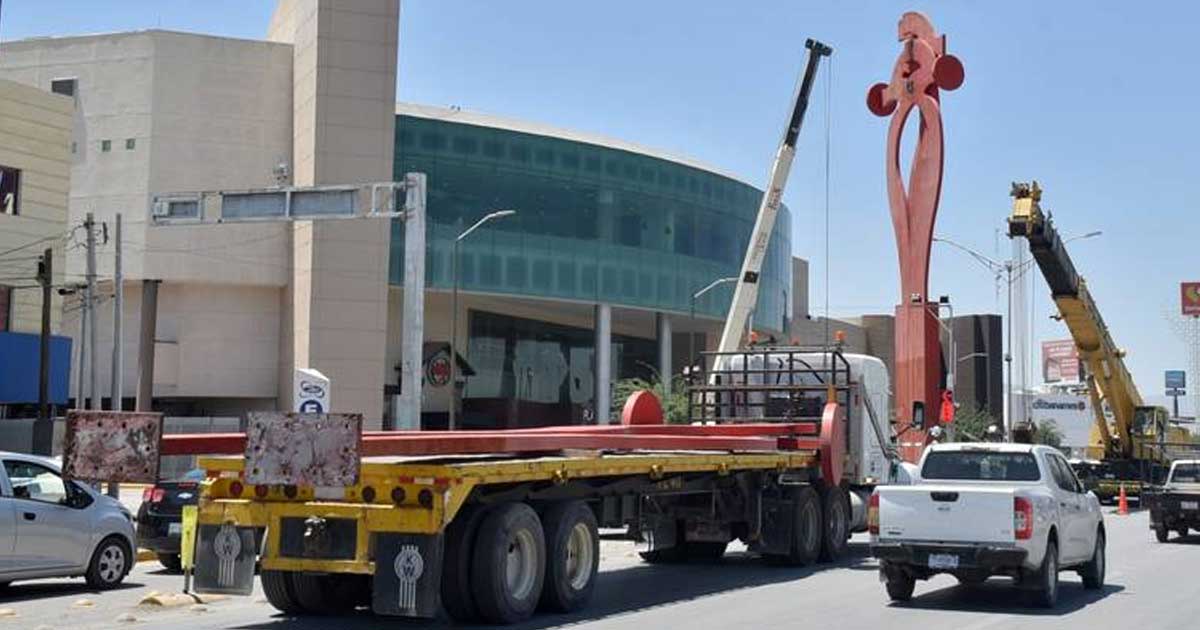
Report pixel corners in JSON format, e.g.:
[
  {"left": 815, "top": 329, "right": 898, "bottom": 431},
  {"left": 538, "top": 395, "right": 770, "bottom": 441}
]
[{"left": 688, "top": 346, "right": 853, "bottom": 424}]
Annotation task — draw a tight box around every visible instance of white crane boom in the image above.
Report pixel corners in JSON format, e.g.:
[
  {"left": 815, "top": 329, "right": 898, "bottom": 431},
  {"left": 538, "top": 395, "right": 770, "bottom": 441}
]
[{"left": 716, "top": 38, "right": 831, "bottom": 357}]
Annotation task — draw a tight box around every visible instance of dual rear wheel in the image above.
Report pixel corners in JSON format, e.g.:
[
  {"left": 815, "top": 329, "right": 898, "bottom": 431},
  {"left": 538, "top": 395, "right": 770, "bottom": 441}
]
[{"left": 441, "top": 500, "right": 600, "bottom": 624}]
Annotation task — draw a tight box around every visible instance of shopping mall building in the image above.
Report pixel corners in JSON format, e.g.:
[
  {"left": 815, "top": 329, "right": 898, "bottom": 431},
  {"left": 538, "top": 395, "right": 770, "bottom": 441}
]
[{"left": 0, "top": 0, "right": 801, "bottom": 429}]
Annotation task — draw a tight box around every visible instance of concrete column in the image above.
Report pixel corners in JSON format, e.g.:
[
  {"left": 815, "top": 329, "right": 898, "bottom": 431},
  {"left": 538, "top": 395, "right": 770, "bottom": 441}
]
[
  {"left": 594, "top": 303, "right": 611, "bottom": 424},
  {"left": 136, "top": 279, "right": 160, "bottom": 411},
  {"left": 656, "top": 312, "right": 671, "bottom": 396}
]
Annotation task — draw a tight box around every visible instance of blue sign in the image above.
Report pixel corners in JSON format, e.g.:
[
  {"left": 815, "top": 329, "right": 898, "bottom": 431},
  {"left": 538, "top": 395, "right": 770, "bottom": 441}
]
[
  {"left": 1166, "top": 370, "right": 1187, "bottom": 390},
  {"left": 0, "top": 331, "right": 72, "bottom": 404}
]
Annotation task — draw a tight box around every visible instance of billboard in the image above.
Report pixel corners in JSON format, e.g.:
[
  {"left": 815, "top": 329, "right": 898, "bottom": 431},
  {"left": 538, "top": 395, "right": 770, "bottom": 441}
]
[
  {"left": 1183, "top": 282, "right": 1200, "bottom": 317},
  {"left": 1029, "top": 394, "right": 1093, "bottom": 448},
  {"left": 1042, "top": 339, "right": 1082, "bottom": 383}
]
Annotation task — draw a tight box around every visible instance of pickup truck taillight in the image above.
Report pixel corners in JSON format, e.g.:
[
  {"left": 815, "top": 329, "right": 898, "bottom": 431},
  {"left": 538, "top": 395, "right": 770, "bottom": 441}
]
[
  {"left": 1014, "top": 496, "right": 1033, "bottom": 540},
  {"left": 868, "top": 491, "right": 880, "bottom": 535}
]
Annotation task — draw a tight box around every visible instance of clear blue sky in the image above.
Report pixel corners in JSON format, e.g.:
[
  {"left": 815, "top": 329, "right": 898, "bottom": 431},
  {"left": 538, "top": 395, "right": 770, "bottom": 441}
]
[{"left": 3, "top": 1, "right": 1197, "bottom": 412}]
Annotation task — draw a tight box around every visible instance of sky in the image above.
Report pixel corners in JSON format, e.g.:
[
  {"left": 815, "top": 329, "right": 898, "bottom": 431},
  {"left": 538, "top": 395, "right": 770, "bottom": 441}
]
[{"left": 2, "top": 1, "right": 1197, "bottom": 413}]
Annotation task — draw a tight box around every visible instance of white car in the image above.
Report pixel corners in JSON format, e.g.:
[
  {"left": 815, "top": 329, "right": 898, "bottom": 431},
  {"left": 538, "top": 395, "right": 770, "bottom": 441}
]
[
  {"left": 869, "top": 443, "right": 1105, "bottom": 608},
  {"left": 0, "top": 451, "right": 136, "bottom": 590}
]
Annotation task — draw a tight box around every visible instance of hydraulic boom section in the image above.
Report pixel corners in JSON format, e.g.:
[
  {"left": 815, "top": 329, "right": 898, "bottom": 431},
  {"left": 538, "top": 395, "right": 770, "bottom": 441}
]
[
  {"left": 715, "top": 39, "right": 831, "bottom": 359},
  {"left": 1007, "top": 182, "right": 1171, "bottom": 463}
]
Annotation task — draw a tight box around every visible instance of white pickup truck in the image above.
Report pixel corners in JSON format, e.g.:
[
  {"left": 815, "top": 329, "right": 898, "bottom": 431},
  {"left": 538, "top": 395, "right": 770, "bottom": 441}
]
[{"left": 869, "top": 443, "right": 1105, "bottom": 608}]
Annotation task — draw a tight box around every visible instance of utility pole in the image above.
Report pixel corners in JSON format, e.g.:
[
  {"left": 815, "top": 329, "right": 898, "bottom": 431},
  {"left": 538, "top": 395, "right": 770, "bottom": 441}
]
[
  {"left": 110, "top": 213, "right": 123, "bottom": 411},
  {"left": 33, "top": 248, "right": 53, "bottom": 455},
  {"left": 75, "top": 288, "right": 86, "bottom": 410},
  {"left": 85, "top": 212, "right": 99, "bottom": 411}
]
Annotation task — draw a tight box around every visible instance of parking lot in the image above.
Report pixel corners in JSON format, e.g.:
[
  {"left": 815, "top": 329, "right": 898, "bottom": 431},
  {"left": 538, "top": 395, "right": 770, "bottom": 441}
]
[{"left": 0, "top": 507, "right": 1193, "bottom": 630}]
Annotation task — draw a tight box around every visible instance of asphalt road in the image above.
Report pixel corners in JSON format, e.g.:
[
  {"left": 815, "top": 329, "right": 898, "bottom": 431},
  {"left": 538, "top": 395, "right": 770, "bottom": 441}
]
[{"left": 1, "top": 507, "right": 1194, "bottom": 630}]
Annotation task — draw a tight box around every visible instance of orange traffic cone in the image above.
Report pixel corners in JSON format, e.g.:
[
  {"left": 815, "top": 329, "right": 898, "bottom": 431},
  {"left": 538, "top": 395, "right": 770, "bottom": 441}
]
[{"left": 1117, "top": 484, "right": 1129, "bottom": 516}]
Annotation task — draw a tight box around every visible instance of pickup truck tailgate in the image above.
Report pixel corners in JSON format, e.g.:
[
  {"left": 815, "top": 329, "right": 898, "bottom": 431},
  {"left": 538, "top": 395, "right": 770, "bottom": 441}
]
[{"left": 878, "top": 485, "right": 1016, "bottom": 544}]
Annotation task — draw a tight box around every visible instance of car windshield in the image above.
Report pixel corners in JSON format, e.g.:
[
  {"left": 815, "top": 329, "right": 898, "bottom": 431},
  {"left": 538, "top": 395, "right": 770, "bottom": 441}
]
[
  {"left": 1171, "top": 463, "right": 1200, "bottom": 483},
  {"left": 921, "top": 450, "right": 1042, "bottom": 482},
  {"left": 178, "top": 469, "right": 205, "bottom": 482}
]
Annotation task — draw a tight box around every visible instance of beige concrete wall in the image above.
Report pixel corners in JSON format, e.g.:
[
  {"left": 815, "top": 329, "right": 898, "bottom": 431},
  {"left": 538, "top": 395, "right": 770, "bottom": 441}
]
[
  {"left": 272, "top": 0, "right": 398, "bottom": 423},
  {"left": 65, "top": 281, "right": 282, "bottom": 401},
  {"left": 0, "top": 78, "right": 71, "bottom": 334}
]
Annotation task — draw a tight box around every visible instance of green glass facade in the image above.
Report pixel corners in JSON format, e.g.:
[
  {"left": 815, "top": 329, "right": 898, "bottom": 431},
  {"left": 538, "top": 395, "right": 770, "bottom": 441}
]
[{"left": 390, "top": 114, "right": 792, "bottom": 331}]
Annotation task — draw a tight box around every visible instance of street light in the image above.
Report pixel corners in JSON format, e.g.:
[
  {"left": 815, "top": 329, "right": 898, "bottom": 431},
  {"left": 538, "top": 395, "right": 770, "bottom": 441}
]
[
  {"left": 934, "top": 230, "right": 1101, "bottom": 440},
  {"left": 449, "top": 209, "right": 517, "bottom": 431},
  {"left": 689, "top": 277, "right": 739, "bottom": 379}
]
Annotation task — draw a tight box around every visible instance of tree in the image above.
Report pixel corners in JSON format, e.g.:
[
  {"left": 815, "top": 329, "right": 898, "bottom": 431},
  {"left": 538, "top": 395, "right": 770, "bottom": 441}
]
[
  {"left": 1034, "top": 419, "right": 1065, "bottom": 450},
  {"left": 611, "top": 366, "right": 690, "bottom": 424},
  {"left": 950, "top": 405, "right": 999, "bottom": 442}
]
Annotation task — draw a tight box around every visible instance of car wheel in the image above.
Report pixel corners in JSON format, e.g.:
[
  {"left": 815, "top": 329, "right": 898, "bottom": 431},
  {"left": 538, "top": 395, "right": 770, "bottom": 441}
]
[
  {"left": 158, "top": 553, "right": 182, "bottom": 573},
  {"left": 1081, "top": 530, "right": 1105, "bottom": 590},
  {"left": 1177, "top": 527, "right": 1190, "bottom": 538},
  {"left": 1031, "top": 540, "right": 1059, "bottom": 609},
  {"left": 85, "top": 536, "right": 131, "bottom": 589},
  {"left": 885, "top": 572, "right": 915, "bottom": 602},
  {"left": 1155, "top": 523, "right": 1170, "bottom": 543}
]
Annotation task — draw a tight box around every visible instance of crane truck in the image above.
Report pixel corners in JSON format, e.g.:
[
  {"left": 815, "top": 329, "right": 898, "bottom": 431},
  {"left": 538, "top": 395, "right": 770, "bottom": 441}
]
[
  {"left": 1007, "top": 181, "right": 1188, "bottom": 502},
  {"left": 56, "top": 37, "right": 913, "bottom": 625}
]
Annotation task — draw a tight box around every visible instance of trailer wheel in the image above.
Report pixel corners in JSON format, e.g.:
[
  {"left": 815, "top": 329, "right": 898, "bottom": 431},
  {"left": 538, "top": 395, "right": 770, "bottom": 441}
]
[
  {"left": 471, "top": 502, "right": 546, "bottom": 624},
  {"left": 287, "top": 572, "right": 359, "bottom": 615},
  {"left": 441, "top": 504, "right": 489, "bottom": 622},
  {"left": 818, "top": 485, "right": 850, "bottom": 562},
  {"left": 765, "top": 486, "right": 822, "bottom": 566},
  {"left": 261, "top": 570, "right": 305, "bottom": 615},
  {"left": 539, "top": 501, "right": 600, "bottom": 613}
]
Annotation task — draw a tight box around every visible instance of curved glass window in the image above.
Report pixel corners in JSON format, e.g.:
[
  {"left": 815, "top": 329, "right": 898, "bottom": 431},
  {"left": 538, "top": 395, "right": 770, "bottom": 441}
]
[{"left": 391, "top": 115, "right": 792, "bottom": 331}]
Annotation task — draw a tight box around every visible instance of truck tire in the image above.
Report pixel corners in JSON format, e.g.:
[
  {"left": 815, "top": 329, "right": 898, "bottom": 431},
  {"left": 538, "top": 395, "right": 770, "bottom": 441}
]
[
  {"left": 158, "top": 553, "right": 183, "bottom": 573},
  {"left": 765, "top": 486, "right": 822, "bottom": 567},
  {"left": 539, "top": 501, "right": 600, "bottom": 613},
  {"left": 818, "top": 485, "right": 850, "bottom": 563},
  {"left": 288, "top": 572, "right": 359, "bottom": 615},
  {"left": 85, "top": 536, "right": 131, "bottom": 589},
  {"left": 1080, "top": 530, "right": 1105, "bottom": 590},
  {"left": 441, "top": 504, "right": 489, "bottom": 622},
  {"left": 1155, "top": 523, "right": 1170, "bottom": 543},
  {"left": 261, "top": 570, "right": 305, "bottom": 615},
  {"left": 1030, "top": 540, "right": 1059, "bottom": 609},
  {"left": 884, "top": 571, "right": 915, "bottom": 602},
  {"left": 471, "top": 502, "right": 546, "bottom": 624}
]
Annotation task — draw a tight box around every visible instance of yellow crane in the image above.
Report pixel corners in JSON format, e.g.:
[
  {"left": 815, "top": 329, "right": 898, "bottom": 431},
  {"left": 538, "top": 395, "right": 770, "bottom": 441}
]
[{"left": 1008, "top": 182, "right": 1185, "bottom": 497}]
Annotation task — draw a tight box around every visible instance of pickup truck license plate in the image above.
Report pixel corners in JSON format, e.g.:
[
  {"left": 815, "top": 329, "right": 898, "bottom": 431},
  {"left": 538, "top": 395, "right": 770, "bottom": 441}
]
[
  {"left": 168, "top": 522, "right": 182, "bottom": 535},
  {"left": 928, "top": 553, "right": 959, "bottom": 569},
  {"left": 1182, "top": 501, "right": 1199, "bottom": 511}
]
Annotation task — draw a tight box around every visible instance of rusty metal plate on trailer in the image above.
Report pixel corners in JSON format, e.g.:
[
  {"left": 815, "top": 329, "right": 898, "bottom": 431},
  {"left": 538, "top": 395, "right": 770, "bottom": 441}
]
[
  {"left": 62, "top": 410, "right": 163, "bottom": 483},
  {"left": 244, "top": 412, "right": 362, "bottom": 486}
]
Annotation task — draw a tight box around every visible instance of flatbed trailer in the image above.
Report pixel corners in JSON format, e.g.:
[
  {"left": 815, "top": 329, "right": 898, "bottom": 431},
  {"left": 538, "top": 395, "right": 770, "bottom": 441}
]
[{"left": 191, "top": 444, "right": 837, "bottom": 623}]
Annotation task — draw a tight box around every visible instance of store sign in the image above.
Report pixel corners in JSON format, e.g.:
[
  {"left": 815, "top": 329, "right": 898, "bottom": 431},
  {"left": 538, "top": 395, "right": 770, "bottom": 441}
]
[
  {"left": 1183, "top": 282, "right": 1200, "bottom": 317},
  {"left": 1042, "top": 339, "right": 1081, "bottom": 383},
  {"left": 293, "top": 367, "right": 330, "bottom": 413},
  {"left": 1166, "top": 370, "right": 1187, "bottom": 391},
  {"left": 1029, "top": 394, "right": 1093, "bottom": 447},
  {"left": 0, "top": 165, "right": 20, "bottom": 215},
  {"left": 424, "top": 349, "right": 451, "bottom": 388}
]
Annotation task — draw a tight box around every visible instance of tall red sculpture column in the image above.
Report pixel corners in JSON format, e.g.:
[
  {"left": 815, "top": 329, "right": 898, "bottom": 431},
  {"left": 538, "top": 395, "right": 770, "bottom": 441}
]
[{"left": 866, "top": 12, "right": 964, "bottom": 463}]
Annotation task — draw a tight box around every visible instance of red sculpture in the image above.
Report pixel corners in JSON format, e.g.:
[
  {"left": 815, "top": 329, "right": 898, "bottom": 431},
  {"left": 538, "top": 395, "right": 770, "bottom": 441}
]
[{"left": 867, "top": 12, "right": 963, "bottom": 463}]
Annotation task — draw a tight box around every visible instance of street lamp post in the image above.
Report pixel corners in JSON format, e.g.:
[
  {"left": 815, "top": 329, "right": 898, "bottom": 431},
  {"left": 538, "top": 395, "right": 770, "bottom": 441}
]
[
  {"left": 934, "top": 230, "right": 1101, "bottom": 440},
  {"left": 689, "top": 277, "right": 739, "bottom": 379},
  {"left": 449, "top": 210, "right": 517, "bottom": 431}
]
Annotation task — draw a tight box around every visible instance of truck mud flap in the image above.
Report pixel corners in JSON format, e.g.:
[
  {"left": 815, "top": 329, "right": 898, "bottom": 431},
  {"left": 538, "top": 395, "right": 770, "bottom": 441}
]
[
  {"left": 372, "top": 533, "right": 443, "bottom": 618},
  {"left": 192, "top": 524, "right": 258, "bottom": 596}
]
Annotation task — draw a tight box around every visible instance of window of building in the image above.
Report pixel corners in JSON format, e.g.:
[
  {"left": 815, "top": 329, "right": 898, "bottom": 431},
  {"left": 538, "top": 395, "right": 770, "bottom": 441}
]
[
  {"left": 0, "top": 285, "right": 10, "bottom": 331},
  {"left": 50, "top": 78, "right": 77, "bottom": 98},
  {"left": 604, "top": 160, "right": 619, "bottom": 176},
  {"left": 560, "top": 153, "right": 580, "bottom": 170},
  {"left": 509, "top": 144, "right": 530, "bottom": 163},
  {"left": 617, "top": 213, "right": 641, "bottom": 247},
  {"left": 482, "top": 140, "right": 504, "bottom": 159},
  {"left": 585, "top": 155, "right": 601, "bottom": 173},
  {"left": 125, "top": 138, "right": 136, "bottom": 150},
  {"left": 155, "top": 199, "right": 200, "bottom": 220},
  {"left": 419, "top": 132, "right": 446, "bottom": 151},
  {"left": 451, "top": 136, "right": 478, "bottom": 155},
  {"left": 100, "top": 140, "right": 111, "bottom": 152},
  {"left": 0, "top": 165, "right": 20, "bottom": 216},
  {"left": 535, "top": 148, "right": 554, "bottom": 166}
]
